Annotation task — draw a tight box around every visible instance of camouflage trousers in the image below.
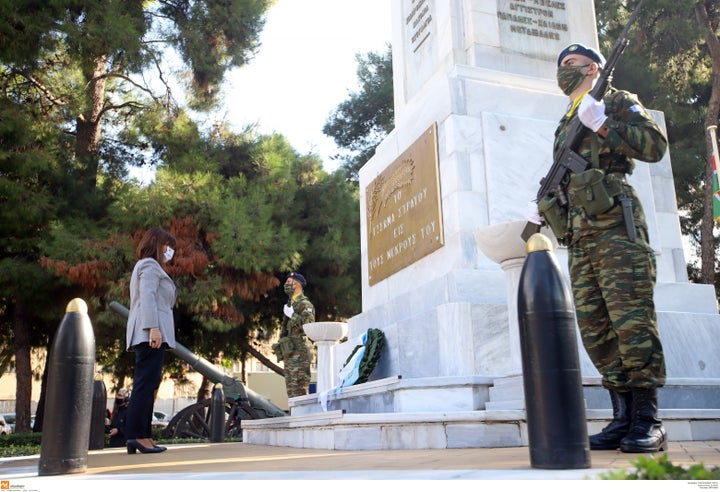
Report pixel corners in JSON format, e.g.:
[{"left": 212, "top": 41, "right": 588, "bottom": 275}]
[
  {"left": 568, "top": 226, "right": 666, "bottom": 390},
  {"left": 284, "top": 343, "right": 311, "bottom": 399}
]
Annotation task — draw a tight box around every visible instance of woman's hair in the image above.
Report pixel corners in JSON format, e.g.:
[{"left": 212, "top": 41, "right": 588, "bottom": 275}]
[{"left": 136, "top": 227, "right": 177, "bottom": 263}]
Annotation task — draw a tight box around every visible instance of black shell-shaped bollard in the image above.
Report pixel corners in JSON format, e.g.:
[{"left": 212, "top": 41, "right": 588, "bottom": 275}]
[
  {"left": 517, "top": 234, "right": 590, "bottom": 469},
  {"left": 209, "top": 383, "right": 226, "bottom": 443},
  {"left": 89, "top": 376, "right": 107, "bottom": 450},
  {"left": 39, "top": 298, "right": 96, "bottom": 476}
]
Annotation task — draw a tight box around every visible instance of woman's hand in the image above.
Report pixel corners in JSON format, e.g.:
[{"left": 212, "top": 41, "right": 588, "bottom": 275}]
[{"left": 149, "top": 327, "right": 162, "bottom": 348}]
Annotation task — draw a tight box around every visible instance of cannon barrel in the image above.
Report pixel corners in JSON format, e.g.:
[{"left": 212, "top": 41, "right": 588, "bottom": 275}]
[{"left": 109, "top": 301, "right": 286, "bottom": 418}]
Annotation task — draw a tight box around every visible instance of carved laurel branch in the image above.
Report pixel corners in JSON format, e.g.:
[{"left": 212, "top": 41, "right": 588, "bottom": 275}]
[{"left": 367, "top": 159, "right": 415, "bottom": 221}]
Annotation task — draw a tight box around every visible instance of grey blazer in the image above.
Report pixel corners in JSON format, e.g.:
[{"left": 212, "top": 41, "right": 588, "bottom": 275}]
[{"left": 126, "top": 258, "right": 177, "bottom": 350}]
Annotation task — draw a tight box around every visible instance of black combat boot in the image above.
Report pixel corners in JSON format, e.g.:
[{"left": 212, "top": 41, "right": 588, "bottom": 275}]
[
  {"left": 589, "top": 389, "right": 633, "bottom": 450},
  {"left": 620, "top": 387, "right": 667, "bottom": 453}
]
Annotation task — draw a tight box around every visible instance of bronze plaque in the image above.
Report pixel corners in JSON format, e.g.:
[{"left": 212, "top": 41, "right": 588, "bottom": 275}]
[{"left": 366, "top": 123, "right": 444, "bottom": 285}]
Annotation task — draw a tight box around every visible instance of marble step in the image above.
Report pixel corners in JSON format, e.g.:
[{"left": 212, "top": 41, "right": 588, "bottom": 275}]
[
  {"left": 290, "top": 375, "right": 720, "bottom": 414},
  {"left": 241, "top": 407, "right": 720, "bottom": 450}
]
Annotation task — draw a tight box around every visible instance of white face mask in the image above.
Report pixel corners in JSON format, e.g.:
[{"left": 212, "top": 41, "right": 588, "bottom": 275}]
[{"left": 164, "top": 246, "right": 174, "bottom": 263}]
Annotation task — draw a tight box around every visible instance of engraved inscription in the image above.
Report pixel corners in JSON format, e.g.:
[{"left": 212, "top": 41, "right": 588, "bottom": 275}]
[
  {"left": 406, "top": 0, "right": 433, "bottom": 52},
  {"left": 366, "top": 124, "right": 444, "bottom": 285},
  {"left": 497, "top": 0, "right": 570, "bottom": 60}
]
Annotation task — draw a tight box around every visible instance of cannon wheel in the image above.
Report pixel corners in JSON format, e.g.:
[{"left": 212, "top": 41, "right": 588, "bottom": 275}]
[{"left": 162, "top": 396, "right": 266, "bottom": 440}]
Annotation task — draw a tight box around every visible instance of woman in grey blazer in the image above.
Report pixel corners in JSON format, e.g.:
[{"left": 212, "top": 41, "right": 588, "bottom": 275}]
[{"left": 124, "top": 227, "right": 177, "bottom": 454}]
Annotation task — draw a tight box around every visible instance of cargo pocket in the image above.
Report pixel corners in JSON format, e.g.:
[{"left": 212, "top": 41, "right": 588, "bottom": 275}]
[{"left": 567, "top": 168, "right": 615, "bottom": 216}]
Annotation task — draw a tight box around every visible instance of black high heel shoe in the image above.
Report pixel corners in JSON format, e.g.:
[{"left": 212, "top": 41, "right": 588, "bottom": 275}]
[
  {"left": 127, "top": 438, "right": 166, "bottom": 454},
  {"left": 150, "top": 439, "right": 167, "bottom": 451}
]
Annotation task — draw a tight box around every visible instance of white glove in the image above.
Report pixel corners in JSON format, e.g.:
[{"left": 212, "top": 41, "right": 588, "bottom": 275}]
[
  {"left": 578, "top": 94, "right": 608, "bottom": 132},
  {"left": 524, "top": 201, "right": 543, "bottom": 225},
  {"left": 283, "top": 303, "right": 294, "bottom": 318}
]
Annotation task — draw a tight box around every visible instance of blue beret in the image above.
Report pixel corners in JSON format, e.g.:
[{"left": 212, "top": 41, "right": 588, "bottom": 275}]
[
  {"left": 286, "top": 272, "right": 306, "bottom": 287},
  {"left": 557, "top": 43, "right": 605, "bottom": 68}
]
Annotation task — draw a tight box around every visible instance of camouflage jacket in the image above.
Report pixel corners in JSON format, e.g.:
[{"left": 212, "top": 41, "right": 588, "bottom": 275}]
[
  {"left": 283, "top": 293, "right": 315, "bottom": 342},
  {"left": 554, "top": 87, "right": 668, "bottom": 243}
]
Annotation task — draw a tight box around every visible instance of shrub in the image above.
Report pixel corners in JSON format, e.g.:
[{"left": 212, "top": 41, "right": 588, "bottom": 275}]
[
  {"left": 0, "top": 432, "right": 42, "bottom": 458},
  {"left": 599, "top": 453, "right": 720, "bottom": 480}
]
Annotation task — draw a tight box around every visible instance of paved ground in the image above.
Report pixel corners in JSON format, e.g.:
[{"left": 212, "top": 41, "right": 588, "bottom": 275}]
[{"left": 1, "top": 440, "right": 719, "bottom": 490}]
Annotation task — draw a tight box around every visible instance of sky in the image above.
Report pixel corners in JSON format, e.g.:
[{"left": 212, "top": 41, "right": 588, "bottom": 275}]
[{"left": 220, "top": 0, "right": 393, "bottom": 171}]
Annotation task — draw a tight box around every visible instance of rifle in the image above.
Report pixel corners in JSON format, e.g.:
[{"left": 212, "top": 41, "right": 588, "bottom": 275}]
[{"left": 520, "top": 0, "right": 646, "bottom": 242}]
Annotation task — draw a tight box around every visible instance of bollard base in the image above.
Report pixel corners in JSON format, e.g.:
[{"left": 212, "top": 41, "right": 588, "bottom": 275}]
[
  {"left": 38, "top": 457, "right": 88, "bottom": 476},
  {"left": 529, "top": 446, "right": 591, "bottom": 470}
]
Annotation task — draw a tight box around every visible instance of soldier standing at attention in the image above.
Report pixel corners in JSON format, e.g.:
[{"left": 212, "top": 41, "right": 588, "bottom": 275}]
[
  {"left": 529, "top": 43, "right": 668, "bottom": 453},
  {"left": 280, "top": 272, "right": 315, "bottom": 398}
]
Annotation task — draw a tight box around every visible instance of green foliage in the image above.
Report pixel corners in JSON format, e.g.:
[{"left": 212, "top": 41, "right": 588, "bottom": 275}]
[
  {"left": 0, "top": 0, "right": 366, "bottom": 435},
  {"left": 0, "top": 432, "right": 42, "bottom": 457},
  {"left": 215, "top": 175, "right": 306, "bottom": 272},
  {"left": 598, "top": 453, "right": 720, "bottom": 480},
  {"left": 323, "top": 46, "right": 395, "bottom": 182},
  {"left": 294, "top": 169, "right": 361, "bottom": 320},
  {"left": 595, "top": 0, "right": 720, "bottom": 281},
  {"left": 0, "top": 443, "right": 40, "bottom": 458},
  {"left": 156, "top": 0, "right": 271, "bottom": 109},
  {"left": 0, "top": 98, "right": 63, "bottom": 254},
  {"left": 114, "top": 170, "right": 223, "bottom": 230},
  {"left": 0, "top": 0, "right": 64, "bottom": 67}
]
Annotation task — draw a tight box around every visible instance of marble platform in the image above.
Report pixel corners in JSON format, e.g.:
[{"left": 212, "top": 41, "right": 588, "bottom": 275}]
[{"left": 241, "top": 375, "right": 720, "bottom": 450}]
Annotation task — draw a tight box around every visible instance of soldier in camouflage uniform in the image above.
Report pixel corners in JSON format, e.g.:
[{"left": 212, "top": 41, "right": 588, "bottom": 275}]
[
  {"left": 539, "top": 44, "right": 668, "bottom": 453},
  {"left": 280, "top": 272, "right": 314, "bottom": 398}
]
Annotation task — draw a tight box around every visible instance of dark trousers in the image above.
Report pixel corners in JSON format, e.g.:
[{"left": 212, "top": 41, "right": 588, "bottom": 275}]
[{"left": 125, "top": 342, "right": 166, "bottom": 440}]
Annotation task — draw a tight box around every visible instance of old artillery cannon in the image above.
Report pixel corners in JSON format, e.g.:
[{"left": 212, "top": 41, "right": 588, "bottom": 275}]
[{"left": 109, "top": 301, "right": 286, "bottom": 440}]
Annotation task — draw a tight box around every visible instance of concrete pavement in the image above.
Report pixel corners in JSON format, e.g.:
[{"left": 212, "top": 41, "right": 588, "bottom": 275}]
[{"left": 1, "top": 440, "right": 719, "bottom": 488}]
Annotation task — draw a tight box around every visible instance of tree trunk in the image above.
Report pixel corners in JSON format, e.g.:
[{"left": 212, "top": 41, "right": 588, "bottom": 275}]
[
  {"left": 13, "top": 301, "right": 33, "bottom": 433},
  {"left": 197, "top": 377, "right": 212, "bottom": 403},
  {"left": 695, "top": 1, "right": 720, "bottom": 287},
  {"left": 75, "top": 54, "right": 108, "bottom": 191},
  {"left": 32, "top": 337, "right": 51, "bottom": 433},
  {"left": 238, "top": 338, "right": 284, "bottom": 377}
]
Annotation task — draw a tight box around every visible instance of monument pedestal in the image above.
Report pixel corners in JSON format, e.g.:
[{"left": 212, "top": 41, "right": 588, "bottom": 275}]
[{"left": 303, "top": 322, "right": 348, "bottom": 394}]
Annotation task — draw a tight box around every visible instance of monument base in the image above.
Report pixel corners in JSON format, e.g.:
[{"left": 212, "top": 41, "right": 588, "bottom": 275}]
[
  {"left": 243, "top": 307, "right": 720, "bottom": 450},
  {"left": 242, "top": 375, "right": 720, "bottom": 450}
]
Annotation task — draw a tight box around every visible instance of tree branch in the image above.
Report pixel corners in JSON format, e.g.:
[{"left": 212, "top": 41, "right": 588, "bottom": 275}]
[
  {"left": 13, "top": 70, "right": 67, "bottom": 106},
  {"left": 96, "top": 100, "right": 145, "bottom": 120}
]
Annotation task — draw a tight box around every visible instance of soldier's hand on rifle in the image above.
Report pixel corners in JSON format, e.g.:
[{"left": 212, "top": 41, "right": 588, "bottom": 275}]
[
  {"left": 283, "top": 303, "right": 294, "bottom": 318},
  {"left": 524, "top": 201, "right": 543, "bottom": 225},
  {"left": 578, "top": 94, "right": 608, "bottom": 133}
]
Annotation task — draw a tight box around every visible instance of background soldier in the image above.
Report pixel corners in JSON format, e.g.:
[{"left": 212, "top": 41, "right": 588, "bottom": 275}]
[
  {"left": 107, "top": 388, "right": 130, "bottom": 447},
  {"left": 529, "top": 43, "right": 668, "bottom": 453},
  {"left": 279, "top": 272, "right": 315, "bottom": 398}
]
